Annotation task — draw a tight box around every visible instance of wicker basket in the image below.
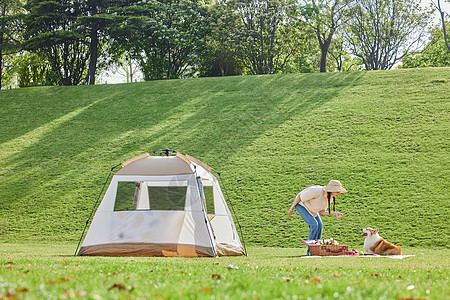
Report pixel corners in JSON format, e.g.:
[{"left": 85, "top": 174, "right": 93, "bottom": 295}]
[{"left": 310, "top": 244, "right": 349, "bottom": 256}]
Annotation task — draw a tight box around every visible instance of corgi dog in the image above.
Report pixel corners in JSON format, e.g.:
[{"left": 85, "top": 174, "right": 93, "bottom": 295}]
[{"left": 361, "top": 228, "right": 402, "bottom": 255}]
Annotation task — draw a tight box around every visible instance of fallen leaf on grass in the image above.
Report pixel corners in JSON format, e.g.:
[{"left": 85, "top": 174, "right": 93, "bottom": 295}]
[
  {"left": 370, "top": 273, "right": 381, "bottom": 278},
  {"left": 62, "top": 290, "right": 88, "bottom": 298},
  {"left": 311, "top": 277, "right": 321, "bottom": 283},
  {"left": 72, "top": 264, "right": 80, "bottom": 267},
  {"left": 108, "top": 283, "right": 135, "bottom": 292},
  {"left": 109, "top": 283, "right": 127, "bottom": 291},
  {"left": 333, "top": 273, "right": 341, "bottom": 278},
  {"left": 1, "top": 287, "right": 29, "bottom": 299},
  {"left": 212, "top": 274, "right": 221, "bottom": 280},
  {"left": 46, "top": 276, "right": 75, "bottom": 285},
  {"left": 201, "top": 287, "right": 212, "bottom": 292},
  {"left": 61, "top": 261, "right": 68, "bottom": 264},
  {"left": 282, "top": 277, "right": 291, "bottom": 282}
]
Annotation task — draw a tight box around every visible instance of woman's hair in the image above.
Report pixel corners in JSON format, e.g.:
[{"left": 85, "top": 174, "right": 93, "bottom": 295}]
[{"left": 327, "top": 192, "right": 336, "bottom": 214}]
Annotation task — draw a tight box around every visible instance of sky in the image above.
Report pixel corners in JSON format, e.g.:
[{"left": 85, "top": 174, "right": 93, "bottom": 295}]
[{"left": 100, "top": 0, "right": 450, "bottom": 84}]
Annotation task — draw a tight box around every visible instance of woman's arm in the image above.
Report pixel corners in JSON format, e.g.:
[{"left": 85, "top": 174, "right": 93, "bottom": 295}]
[
  {"left": 288, "top": 194, "right": 302, "bottom": 216},
  {"left": 319, "top": 210, "right": 344, "bottom": 219}
]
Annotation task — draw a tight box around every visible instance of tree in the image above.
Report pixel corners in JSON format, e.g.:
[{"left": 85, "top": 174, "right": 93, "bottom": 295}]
[
  {"left": 229, "top": 0, "right": 304, "bottom": 75},
  {"left": 432, "top": 0, "right": 450, "bottom": 52},
  {"left": 300, "top": 0, "right": 353, "bottom": 72},
  {"left": 119, "top": 0, "right": 209, "bottom": 80},
  {"left": 78, "top": 0, "right": 111, "bottom": 85},
  {"left": 401, "top": 21, "right": 450, "bottom": 68},
  {"left": 16, "top": 51, "right": 55, "bottom": 87},
  {"left": 78, "top": 0, "right": 142, "bottom": 85},
  {"left": 343, "top": 0, "right": 431, "bottom": 70},
  {"left": 23, "top": 0, "right": 89, "bottom": 86},
  {"left": 0, "top": 0, "right": 24, "bottom": 89},
  {"left": 198, "top": 0, "right": 244, "bottom": 77}
]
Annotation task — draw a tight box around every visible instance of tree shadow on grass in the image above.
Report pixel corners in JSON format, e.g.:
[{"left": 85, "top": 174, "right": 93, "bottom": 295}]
[{"left": 0, "top": 72, "right": 364, "bottom": 241}]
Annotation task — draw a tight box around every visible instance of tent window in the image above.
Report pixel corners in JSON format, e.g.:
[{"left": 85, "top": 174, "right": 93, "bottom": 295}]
[
  {"left": 204, "top": 186, "right": 214, "bottom": 214},
  {"left": 114, "top": 182, "right": 138, "bottom": 211},
  {"left": 148, "top": 186, "right": 186, "bottom": 210}
]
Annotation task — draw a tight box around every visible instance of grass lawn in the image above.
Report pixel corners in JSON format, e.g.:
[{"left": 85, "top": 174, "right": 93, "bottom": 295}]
[
  {"left": 1, "top": 68, "right": 449, "bottom": 299},
  {"left": 0, "top": 244, "right": 448, "bottom": 299},
  {"left": 1, "top": 68, "right": 449, "bottom": 248}
]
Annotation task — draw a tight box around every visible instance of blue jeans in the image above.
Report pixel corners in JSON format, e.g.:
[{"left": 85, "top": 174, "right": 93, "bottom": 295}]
[{"left": 295, "top": 204, "right": 323, "bottom": 255}]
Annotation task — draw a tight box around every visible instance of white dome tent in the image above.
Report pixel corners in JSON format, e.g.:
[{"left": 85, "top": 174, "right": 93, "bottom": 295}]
[{"left": 75, "top": 149, "right": 246, "bottom": 257}]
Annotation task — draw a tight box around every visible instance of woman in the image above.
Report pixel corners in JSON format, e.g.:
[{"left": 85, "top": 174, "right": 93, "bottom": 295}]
[{"left": 288, "top": 180, "right": 347, "bottom": 255}]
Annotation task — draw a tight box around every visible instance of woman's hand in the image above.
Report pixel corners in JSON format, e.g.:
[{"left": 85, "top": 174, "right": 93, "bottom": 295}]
[
  {"left": 334, "top": 212, "right": 344, "bottom": 219},
  {"left": 288, "top": 207, "right": 294, "bottom": 216}
]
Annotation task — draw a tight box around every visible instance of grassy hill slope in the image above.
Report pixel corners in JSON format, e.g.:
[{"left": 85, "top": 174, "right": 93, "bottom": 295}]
[{"left": 1, "top": 68, "right": 449, "bottom": 249}]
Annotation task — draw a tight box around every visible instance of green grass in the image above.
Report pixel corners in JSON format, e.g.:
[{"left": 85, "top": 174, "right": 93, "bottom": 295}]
[
  {"left": 0, "top": 244, "right": 448, "bottom": 299},
  {"left": 0, "top": 68, "right": 449, "bottom": 249}
]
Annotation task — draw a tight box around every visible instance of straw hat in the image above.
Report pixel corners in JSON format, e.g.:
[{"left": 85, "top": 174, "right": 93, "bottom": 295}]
[{"left": 324, "top": 180, "right": 347, "bottom": 193}]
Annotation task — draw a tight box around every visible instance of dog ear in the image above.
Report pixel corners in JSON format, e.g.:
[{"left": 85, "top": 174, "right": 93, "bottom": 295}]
[{"left": 374, "top": 228, "right": 379, "bottom": 233}]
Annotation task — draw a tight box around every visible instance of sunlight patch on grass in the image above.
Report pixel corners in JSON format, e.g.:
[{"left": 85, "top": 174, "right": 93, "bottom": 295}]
[{"left": 0, "top": 98, "right": 105, "bottom": 164}]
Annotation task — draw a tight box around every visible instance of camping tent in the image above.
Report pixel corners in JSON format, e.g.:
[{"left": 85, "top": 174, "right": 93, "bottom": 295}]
[{"left": 77, "top": 150, "right": 245, "bottom": 257}]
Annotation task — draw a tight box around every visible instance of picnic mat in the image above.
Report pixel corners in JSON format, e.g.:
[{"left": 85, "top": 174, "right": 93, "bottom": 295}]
[{"left": 302, "top": 255, "right": 416, "bottom": 259}]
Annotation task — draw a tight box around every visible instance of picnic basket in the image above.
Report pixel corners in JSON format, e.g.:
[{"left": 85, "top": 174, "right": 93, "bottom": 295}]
[{"left": 310, "top": 244, "right": 349, "bottom": 256}]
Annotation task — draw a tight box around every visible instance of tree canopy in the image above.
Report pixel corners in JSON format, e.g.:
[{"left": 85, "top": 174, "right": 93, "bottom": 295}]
[
  {"left": 0, "top": 0, "right": 447, "bottom": 88},
  {"left": 343, "top": 0, "right": 431, "bottom": 70}
]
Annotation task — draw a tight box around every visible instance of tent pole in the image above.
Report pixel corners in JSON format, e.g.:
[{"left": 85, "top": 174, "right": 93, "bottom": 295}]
[
  {"left": 215, "top": 171, "right": 248, "bottom": 256},
  {"left": 74, "top": 164, "right": 120, "bottom": 256}
]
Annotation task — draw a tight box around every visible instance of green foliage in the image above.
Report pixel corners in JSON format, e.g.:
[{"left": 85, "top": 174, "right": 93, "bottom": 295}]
[
  {"left": 121, "top": 0, "right": 210, "bottom": 80},
  {"left": 15, "top": 51, "right": 56, "bottom": 87},
  {"left": 231, "top": 0, "right": 306, "bottom": 75},
  {"left": 0, "top": 68, "right": 449, "bottom": 250},
  {"left": 0, "top": 0, "right": 25, "bottom": 89},
  {"left": 299, "top": 0, "right": 353, "bottom": 72},
  {"left": 197, "top": 0, "right": 245, "bottom": 77},
  {"left": 0, "top": 244, "right": 448, "bottom": 299},
  {"left": 344, "top": 0, "right": 432, "bottom": 70},
  {"left": 401, "top": 22, "right": 450, "bottom": 68},
  {"left": 23, "top": 0, "right": 89, "bottom": 85}
]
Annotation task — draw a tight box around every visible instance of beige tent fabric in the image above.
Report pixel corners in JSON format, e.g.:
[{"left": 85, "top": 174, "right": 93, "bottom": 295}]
[
  {"left": 116, "top": 156, "right": 193, "bottom": 176},
  {"left": 78, "top": 243, "right": 214, "bottom": 257},
  {"left": 216, "top": 243, "right": 246, "bottom": 256},
  {"left": 78, "top": 152, "right": 245, "bottom": 257},
  {"left": 121, "top": 153, "right": 150, "bottom": 167}
]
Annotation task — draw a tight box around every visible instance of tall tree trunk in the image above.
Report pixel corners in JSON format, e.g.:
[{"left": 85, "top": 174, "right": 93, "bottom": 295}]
[
  {"left": 87, "top": 22, "right": 99, "bottom": 85},
  {"left": 0, "top": 33, "right": 3, "bottom": 89},
  {"left": 87, "top": 2, "right": 99, "bottom": 85},
  {"left": 129, "top": 62, "right": 133, "bottom": 83},
  {"left": 440, "top": 10, "right": 450, "bottom": 52},
  {"left": 319, "top": 44, "right": 329, "bottom": 72}
]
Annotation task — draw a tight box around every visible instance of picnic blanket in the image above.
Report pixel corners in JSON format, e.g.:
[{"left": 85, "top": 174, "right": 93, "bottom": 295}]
[{"left": 302, "top": 255, "right": 415, "bottom": 259}]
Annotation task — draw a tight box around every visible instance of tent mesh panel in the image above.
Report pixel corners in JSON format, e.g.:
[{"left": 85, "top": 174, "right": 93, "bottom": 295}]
[{"left": 148, "top": 186, "right": 186, "bottom": 210}]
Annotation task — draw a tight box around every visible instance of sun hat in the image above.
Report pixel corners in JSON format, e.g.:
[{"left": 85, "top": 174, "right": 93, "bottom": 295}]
[{"left": 324, "top": 180, "right": 347, "bottom": 193}]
